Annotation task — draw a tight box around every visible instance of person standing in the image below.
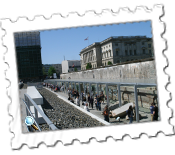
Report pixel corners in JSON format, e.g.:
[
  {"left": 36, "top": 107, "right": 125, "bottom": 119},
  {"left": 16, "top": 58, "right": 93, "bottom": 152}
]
[
  {"left": 100, "top": 91, "right": 105, "bottom": 104},
  {"left": 98, "top": 100, "right": 102, "bottom": 111},
  {"left": 84, "top": 103, "right": 90, "bottom": 112},
  {"left": 81, "top": 91, "right": 84, "bottom": 101},
  {"left": 89, "top": 96, "right": 94, "bottom": 109},
  {"left": 127, "top": 105, "right": 134, "bottom": 124},
  {"left": 96, "top": 95, "right": 100, "bottom": 110},
  {"left": 153, "top": 103, "right": 158, "bottom": 121},
  {"left": 94, "top": 97, "right": 97, "bottom": 110},
  {"left": 88, "top": 94, "right": 90, "bottom": 108},
  {"left": 75, "top": 96, "right": 80, "bottom": 107},
  {"left": 150, "top": 102, "right": 154, "bottom": 121},
  {"left": 103, "top": 105, "right": 109, "bottom": 122},
  {"left": 74, "top": 90, "right": 77, "bottom": 99}
]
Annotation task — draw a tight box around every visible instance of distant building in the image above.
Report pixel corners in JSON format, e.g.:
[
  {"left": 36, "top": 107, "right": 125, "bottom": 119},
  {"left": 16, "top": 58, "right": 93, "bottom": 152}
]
[
  {"left": 52, "top": 64, "right": 62, "bottom": 78},
  {"left": 43, "top": 64, "right": 62, "bottom": 78},
  {"left": 80, "top": 36, "right": 154, "bottom": 70},
  {"left": 43, "top": 64, "right": 52, "bottom": 74},
  {"left": 62, "top": 60, "right": 81, "bottom": 73},
  {"left": 14, "top": 31, "right": 43, "bottom": 81}
]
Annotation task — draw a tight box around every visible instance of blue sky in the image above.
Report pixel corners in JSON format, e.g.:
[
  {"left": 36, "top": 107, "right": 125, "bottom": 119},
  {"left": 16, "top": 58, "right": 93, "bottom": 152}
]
[{"left": 40, "top": 20, "right": 152, "bottom": 64}]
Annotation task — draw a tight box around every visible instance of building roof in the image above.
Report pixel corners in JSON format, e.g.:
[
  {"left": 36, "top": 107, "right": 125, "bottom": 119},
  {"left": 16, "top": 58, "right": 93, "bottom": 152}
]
[
  {"left": 80, "top": 42, "right": 100, "bottom": 53},
  {"left": 80, "top": 36, "right": 152, "bottom": 53}
]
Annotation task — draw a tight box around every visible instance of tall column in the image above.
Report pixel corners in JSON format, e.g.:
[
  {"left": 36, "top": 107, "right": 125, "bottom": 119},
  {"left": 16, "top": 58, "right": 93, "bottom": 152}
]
[
  {"left": 71, "top": 82, "right": 73, "bottom": 90},
  {"left": 66, "top": 82, "right": 68, "bottom": 94},
  {"left": 117, "top": 84, "right": 122, "bottom": 107},
  {"left": 83, "top": 83, "right": 86, "bottom": 98},
  {"left": 79, "top": 82, "right": 81, "bottom": 99},
  {"left": 105, "top": 84, "right": 109, "bottom": 107},
  {"left": 89, "top": 83, "right": 92, "bottom": 97},
  {"left": 96, "top": 83, "right": 99, "bottom": 96},
  {"left": 134, "top": 85, "right": 139, "bottom": 122}
]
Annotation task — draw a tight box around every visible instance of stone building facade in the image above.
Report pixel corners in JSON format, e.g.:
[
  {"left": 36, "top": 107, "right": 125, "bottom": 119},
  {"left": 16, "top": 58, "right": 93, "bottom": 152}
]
[
  {"left": 80, "top": 43, "right": 102, "bottom": 70},
  {"left": 80, "top": 36, "right": 154, "bottom": 70}
]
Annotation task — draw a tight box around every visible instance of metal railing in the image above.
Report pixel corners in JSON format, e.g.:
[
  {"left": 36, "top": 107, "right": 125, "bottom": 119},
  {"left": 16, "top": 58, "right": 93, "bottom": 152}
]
[
  {"left": 24, "top": 93, "right": 58, "bottom": 131},
  {"left": 44, "top": 79, "right": 158, "bottom": 123},
  {"left": 22, "top": 99, "right": 42, "bottom": 132}
]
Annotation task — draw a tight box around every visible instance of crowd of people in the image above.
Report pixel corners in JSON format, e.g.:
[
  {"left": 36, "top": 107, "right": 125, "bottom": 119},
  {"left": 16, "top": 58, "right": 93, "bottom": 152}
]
[
  {"left": 43, "top": 82, "right": 65, "bottom": 92},
  {"left": 42, "top": 82, "right": 159, "bottom": 124}
]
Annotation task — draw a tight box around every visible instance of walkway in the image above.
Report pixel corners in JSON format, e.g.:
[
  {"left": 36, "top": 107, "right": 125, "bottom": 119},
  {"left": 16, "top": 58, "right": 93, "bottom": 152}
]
[{"left": 44, "top": 87, "right": 127, "bottom": 125}]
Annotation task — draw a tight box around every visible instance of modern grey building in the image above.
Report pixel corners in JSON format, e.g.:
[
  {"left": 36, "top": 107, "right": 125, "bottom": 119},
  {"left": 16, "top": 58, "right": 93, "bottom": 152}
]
[
  {"left": 62, "top": 60, "right": 81, "bottom": 73},
  {"left": 80, "top": 36, "right": 154, "bottom": 70},
  {"left": 14, "top": 31, "right": 43, "bottom": 80}
]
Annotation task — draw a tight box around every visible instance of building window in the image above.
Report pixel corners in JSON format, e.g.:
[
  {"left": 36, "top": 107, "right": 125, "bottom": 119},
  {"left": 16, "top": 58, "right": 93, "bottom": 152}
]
[
  {"left": 104, "top": 47, "right": 105, "bottom": 49},
  {"left": 149, "top": 50, "right": 152, "bottom": 54},
  {"left": 148, "top": 44, "right": 151, "bottom": 48},
  {"left": 134, "top": 50, "right": 136, "bottom": 55},
  {"left": 109, "top": 45, "right": 110, "bottom": 47},
  {"left": 142, "top": 42, "right": 144, "bottom": 45},
  {"left": 115, "top": 43, "right": 118, "bottom": 46},
  {"left": 143, "top": 49, "right": 145, "bottom": 54},
  {"left": 106, "top": 52, "right": 108, "bottom": 58},
  {"left": 116, "top": 50, "right": 118, "bottom": 56},
  {"left": 125, "top": 50, "right": 127, "bottom": 55},
  {"left": 106, "top": 46, "right": 108, "bottom": 48},
  {"left": 130, "top": 50, "right": 132, "bottom": 55}
]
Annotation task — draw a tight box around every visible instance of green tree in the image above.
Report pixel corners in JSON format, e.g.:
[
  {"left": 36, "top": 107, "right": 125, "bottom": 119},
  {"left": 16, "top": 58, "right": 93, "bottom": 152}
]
[
  {"left": 108, "top": 61, "right": 112, "bottom": 65},
  {"left": 42, "top": 67, "right": 47, "bottom": 76},
  {"left": 86, "top": 63, "right": 92, "bottom": 70},
  {"left": 74, "top": 67, "right": 78, "bottom": 72},
  {"left": 48, "top": 66, "right": 56, "bottom": 76}
]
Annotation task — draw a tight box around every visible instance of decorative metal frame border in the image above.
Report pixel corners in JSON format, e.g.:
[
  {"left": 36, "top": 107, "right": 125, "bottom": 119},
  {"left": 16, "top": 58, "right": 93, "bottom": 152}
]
[{"left": 0, "top": 2, "right": 175, "bottom": 152}]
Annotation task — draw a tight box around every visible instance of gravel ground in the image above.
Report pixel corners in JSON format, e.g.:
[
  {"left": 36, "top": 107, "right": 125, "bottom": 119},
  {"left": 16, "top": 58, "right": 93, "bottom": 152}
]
[{"left": 37, "top": 88, "right": 104, "bottom": 131}]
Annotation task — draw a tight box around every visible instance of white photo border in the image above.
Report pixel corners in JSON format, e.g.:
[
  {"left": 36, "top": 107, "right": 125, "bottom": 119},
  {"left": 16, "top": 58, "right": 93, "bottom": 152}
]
[{"left": 1, "top": 5, "right": 173, "bottom": 149}]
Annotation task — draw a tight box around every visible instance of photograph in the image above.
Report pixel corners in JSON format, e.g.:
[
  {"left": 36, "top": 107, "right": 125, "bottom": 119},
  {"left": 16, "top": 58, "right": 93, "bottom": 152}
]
[{"left": 15, "top": 20, "right": 159, "bottom": 133}]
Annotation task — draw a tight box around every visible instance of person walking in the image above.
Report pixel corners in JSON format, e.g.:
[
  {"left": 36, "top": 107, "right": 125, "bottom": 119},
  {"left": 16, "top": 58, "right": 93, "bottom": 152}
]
[
  {"left": 153, "top": 103, "right": 158, "bottom": 121},
  {"left": 127, "top": 105, "right": 134, "bottom": 124},
  {"left": 98, "top": 100, "right": 102, "bottom": 111},
  {"left": 103, "top": 105, "right": 109, "bottom": 122},
  {"left": 150, "top": 102, "right": 154, "bottom": 121}
]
